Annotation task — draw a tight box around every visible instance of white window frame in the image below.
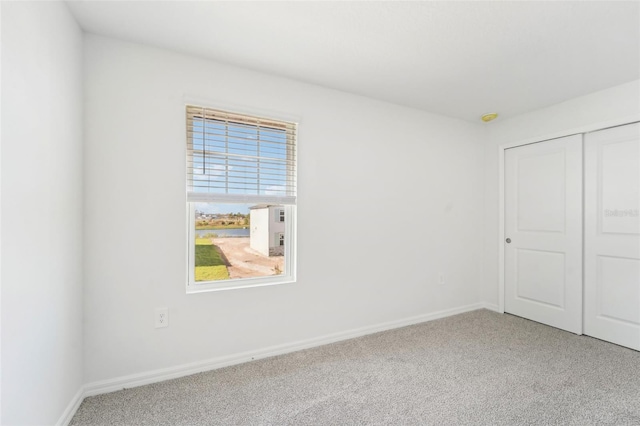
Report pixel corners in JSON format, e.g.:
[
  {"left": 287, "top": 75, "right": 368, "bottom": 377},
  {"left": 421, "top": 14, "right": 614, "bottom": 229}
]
[
  {"left": 185, "top": 103, "right": 297, "bottom": 294},
  {"left": 187, "top": 204, "right": 296, "bottom": 293},
  {"left": 278, "top": 208, "right": 285, "bottom": 223},
  {"left": 277, "top": 232, "right": 285, "bottom": 246}
]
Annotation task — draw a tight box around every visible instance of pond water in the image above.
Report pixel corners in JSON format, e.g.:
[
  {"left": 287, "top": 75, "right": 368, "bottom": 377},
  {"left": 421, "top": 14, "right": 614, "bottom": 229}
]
[{"left": 195, "top": 228, "right": 250, "bottom": 238}]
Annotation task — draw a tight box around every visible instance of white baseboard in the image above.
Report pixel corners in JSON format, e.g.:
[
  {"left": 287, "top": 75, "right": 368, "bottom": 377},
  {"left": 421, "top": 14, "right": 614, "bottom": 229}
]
[
  {"left": 83, "top": 302, "right": 485, "bottom": 398},
  {"left": 56, "top": 387, "right": 85, "bottom": 426}
]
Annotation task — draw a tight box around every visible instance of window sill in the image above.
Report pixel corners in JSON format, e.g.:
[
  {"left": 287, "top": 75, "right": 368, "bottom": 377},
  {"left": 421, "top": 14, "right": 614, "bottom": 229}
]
[{"left": 186, "top": 275, "right": 296, "bottom": 294}]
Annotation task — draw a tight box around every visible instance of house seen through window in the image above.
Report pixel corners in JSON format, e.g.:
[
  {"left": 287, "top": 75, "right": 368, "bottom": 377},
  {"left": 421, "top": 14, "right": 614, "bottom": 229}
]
[{"left": 186, "top": 105, "right": 297, "bottom": 291}]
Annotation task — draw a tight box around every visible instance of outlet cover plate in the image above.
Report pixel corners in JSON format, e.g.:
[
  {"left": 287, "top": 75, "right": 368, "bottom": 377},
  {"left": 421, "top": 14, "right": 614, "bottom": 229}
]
[{"left": 155, "top": 307, "right": 169, "bottom": 328}]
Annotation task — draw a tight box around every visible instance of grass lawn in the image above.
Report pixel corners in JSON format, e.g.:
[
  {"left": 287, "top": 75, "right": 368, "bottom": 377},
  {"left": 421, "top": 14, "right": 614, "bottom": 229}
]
[{"left": 195, "top": 238, "right": 229, "bottom": 281}]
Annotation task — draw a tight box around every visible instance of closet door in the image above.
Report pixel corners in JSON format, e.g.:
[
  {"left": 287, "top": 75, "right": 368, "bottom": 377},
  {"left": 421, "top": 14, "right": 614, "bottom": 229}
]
[
  {"left": 504, "top": 135, "right": 583, "bottom": 334},
  {"left": 584, "top": 123, "right": 640, "bottom": 351}
]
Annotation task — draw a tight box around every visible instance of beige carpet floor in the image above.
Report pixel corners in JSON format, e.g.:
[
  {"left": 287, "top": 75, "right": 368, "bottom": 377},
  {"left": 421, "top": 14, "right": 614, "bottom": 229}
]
[{"left": 70, "top": 310, "right": 640, "bottom": 425}]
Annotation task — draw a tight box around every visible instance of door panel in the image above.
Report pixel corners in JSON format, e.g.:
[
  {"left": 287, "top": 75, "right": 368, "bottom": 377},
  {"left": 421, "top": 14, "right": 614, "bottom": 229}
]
[
  {"left": 584, "top": 123, "right": 640, "bottom": 350},
  {"left": 516, "top": 150, "right": 566, "bottom": 233},
  {"left": 505, "top": 135, "right": 583, "bottom": 334},
  {"left": 516, "top": 249, "right": 566, "bottom": 308}
]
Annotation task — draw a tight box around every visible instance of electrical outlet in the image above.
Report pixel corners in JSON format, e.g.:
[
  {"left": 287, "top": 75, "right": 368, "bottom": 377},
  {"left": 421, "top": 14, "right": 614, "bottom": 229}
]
[
  {"left": 438, "top": 273, "right": 445, "bottom": 285},
  {"left": 155, "top": 307, "right": 169, "bottom": 328}
]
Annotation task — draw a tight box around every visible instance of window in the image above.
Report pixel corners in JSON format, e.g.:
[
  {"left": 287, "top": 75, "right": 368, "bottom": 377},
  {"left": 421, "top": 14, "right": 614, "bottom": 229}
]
[{"left": 186, "top": 105, "right": 297, "bottom": 292}]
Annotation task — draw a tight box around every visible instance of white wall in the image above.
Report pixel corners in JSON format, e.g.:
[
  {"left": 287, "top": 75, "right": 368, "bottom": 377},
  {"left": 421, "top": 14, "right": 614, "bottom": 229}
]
[
  {"left": 83, "top": 35, "right": 486, "bottom": 385},
  {"left": 1, "top": 2, "right": 84, "bottom": 425},
  {"left": 481, "top": 80, "right": 640, "bottom": 307}
]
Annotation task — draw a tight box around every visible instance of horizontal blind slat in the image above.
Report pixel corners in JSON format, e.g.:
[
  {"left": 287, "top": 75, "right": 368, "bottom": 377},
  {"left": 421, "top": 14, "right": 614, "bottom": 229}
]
[
  {"left": 189, "top": 178, "right": 297, "bottom": 187},
  {"left": 187, "top": 129, "right": 296, "bottom": 143},
  {"left": 186, "top": 123, "right": 296, "bottom": 138}
]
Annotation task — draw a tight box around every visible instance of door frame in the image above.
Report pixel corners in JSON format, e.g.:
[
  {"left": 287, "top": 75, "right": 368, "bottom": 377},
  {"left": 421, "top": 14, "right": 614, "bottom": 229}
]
[{"left": 497, "top": 114, "right": 640, "bottom": 313}]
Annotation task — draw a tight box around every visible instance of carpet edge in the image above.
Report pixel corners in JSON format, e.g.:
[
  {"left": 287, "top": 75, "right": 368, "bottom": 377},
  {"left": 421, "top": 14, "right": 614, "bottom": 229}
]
[{"left": 83, "top": 302, "right": 488, "bottom": 398}]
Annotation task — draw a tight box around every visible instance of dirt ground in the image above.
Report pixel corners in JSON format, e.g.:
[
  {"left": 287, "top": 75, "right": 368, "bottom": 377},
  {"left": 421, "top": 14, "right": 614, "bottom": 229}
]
[{"left": 213, "top": 237, "right": 284, "bottom": 279}]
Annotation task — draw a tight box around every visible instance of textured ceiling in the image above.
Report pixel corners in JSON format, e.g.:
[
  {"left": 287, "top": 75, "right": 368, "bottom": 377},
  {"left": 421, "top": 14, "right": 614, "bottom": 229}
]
[{"left": 67, "top": 1, "right": 640, "bottom": 122}]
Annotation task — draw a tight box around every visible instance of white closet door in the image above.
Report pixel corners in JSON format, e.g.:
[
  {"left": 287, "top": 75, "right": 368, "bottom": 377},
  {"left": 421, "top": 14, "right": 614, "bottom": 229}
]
[
  {"left": 504, "top": 135, "right": 583, "bottom": 334},
  {"left": 584, "top": 123, "right": 640, "bottom": 351}
]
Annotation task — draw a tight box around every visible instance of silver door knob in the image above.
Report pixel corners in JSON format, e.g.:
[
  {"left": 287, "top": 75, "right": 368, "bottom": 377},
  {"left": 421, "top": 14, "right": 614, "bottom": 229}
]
[{"left": 506, "top": 238, "right": 511, "bottom": 243}]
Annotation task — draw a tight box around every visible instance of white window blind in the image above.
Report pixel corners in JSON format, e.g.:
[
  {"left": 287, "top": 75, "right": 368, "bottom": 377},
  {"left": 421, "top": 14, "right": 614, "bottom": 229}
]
[{"left": 186, "top": 105, "right": 297, "bottom": 204}]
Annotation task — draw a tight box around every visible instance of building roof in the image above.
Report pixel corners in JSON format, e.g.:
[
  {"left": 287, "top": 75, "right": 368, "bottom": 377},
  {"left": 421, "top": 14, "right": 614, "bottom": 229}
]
[{"left": 249, "top": 204, "right": 283, "bottom": 210}]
